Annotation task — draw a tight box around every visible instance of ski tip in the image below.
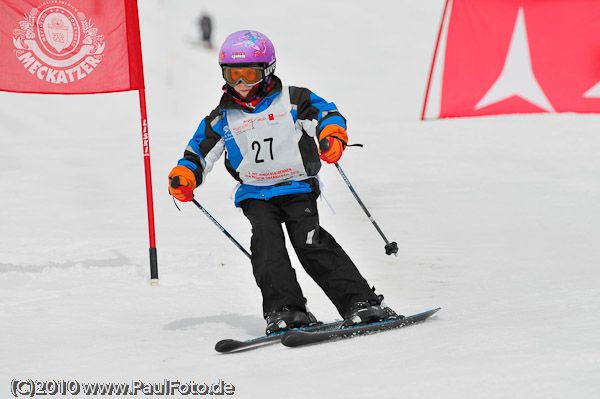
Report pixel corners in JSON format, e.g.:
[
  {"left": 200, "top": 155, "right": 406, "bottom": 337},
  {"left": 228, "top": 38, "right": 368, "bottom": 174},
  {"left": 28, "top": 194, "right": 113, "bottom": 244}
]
[
  {"left": 215, "top": 339, "right": 237, "bottom": 353},
  {"left": 416, "top": 307, "right": 441, "bottom": 318}
]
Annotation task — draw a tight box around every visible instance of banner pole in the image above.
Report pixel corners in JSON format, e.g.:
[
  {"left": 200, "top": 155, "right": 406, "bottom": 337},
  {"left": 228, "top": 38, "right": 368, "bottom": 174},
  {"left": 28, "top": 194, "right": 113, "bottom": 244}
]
[
  {"left": 138, "top": 88, "right": 159, "bottom": 286},
  {"left": 421, "top": 0, "right": 451, "bottom": 121}
]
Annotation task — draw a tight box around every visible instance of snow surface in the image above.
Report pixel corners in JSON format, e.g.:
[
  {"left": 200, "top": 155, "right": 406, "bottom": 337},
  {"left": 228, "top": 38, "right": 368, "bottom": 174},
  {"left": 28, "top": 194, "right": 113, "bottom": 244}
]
[{"left": 2, "top": 0, "right": 599, "bottom": 398}]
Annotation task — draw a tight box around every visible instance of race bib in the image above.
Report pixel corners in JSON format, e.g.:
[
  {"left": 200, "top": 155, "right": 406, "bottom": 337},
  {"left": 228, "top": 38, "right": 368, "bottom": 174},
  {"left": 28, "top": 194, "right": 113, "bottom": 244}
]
[{"left": 226, "top": 88, "right": 309, "bottom": 186}]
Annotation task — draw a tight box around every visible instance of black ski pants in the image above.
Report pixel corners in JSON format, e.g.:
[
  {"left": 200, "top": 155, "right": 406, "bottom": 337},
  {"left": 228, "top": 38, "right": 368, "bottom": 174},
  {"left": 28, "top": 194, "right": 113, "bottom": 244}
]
[{"left": 240, "top": 192, "right": 380, "bottom": 318}]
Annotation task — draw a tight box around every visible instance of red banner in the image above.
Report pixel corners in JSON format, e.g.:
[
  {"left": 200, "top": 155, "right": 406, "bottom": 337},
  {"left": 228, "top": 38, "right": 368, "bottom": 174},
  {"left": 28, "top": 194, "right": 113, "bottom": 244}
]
[
  {"left": 434, "top": 0, "right": 600, "bottom": 118},
  {"left": 0, "top": 0, "right": 144, "bottom": 94}
]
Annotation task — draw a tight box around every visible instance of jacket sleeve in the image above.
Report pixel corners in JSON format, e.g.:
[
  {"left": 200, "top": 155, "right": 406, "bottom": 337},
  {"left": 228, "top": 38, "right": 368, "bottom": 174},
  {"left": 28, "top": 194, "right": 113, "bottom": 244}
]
[
  {"left": 289, "top": 86, "right": 347, "bottom": 138},
  {"left": 177, "top": 109, "right": 226, "bottom": 186}
]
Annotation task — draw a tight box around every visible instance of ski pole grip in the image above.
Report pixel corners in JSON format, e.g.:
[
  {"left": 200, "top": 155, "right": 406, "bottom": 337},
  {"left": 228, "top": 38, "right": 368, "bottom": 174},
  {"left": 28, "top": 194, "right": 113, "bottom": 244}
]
[
  {"left": 170, "top": 175, "right": 181, "bottom": 188},
  {"left": 319, "top": 138, "right": 330, "bottom": 152}
]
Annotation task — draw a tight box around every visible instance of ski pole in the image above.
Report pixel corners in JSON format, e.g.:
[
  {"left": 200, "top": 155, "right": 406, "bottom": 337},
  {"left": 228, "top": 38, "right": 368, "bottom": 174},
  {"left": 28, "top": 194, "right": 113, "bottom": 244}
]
[
  {"left": 190, "top": 199, "right": 252, "bottom": 260},
  {"left": 171, "top": 177, "right": 251, "bottom": 260},
  {"left": 320, "top": 139, "right": 399, "bottom": 256}
]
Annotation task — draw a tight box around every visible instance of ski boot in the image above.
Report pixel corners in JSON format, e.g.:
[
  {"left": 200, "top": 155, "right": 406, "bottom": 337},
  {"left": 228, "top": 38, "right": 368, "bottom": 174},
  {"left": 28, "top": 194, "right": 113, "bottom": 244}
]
[
  {"left": 265, "top": 305, "right": 318, "bottom": 335},
  {"left": 341, "top": 295, "right": 402, "bottom": 328}
]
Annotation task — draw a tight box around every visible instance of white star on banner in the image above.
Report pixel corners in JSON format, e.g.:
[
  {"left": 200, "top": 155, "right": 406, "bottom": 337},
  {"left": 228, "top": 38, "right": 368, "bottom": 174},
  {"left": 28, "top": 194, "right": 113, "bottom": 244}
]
[
  {"left": 475, "top": 8, "right": 554, "bottom": 112},
  {"left": 583, "top": 81, "right": 600, "bottom": 98}
]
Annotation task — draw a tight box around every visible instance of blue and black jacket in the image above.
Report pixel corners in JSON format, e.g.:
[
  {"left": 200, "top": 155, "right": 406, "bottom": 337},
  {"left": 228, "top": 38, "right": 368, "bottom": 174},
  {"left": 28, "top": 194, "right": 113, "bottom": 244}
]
[{"left": 176, "top": 76, "right": 346, "bottom": 206}]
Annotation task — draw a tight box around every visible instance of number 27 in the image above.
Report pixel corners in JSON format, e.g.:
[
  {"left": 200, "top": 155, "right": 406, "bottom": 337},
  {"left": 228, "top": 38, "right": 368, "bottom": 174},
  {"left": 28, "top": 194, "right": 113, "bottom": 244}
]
[{"left": 252, "top": 138, "right": 274, "bottom": 163}]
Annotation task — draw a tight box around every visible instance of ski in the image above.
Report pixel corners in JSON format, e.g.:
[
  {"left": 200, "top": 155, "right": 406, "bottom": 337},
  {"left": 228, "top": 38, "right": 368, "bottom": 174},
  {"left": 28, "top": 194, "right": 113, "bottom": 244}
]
[
  {"left": 281, "top": 307, "right": 441, "bottom": 348},
  {"left": 215, "top": 320, "right": 342, "bottom": 353}
]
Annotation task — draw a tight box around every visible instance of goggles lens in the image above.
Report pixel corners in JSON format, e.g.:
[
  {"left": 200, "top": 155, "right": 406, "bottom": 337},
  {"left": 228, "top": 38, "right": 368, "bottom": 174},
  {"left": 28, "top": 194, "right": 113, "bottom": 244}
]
[{"left": 222, "top": 66, "right": 264, "bottom": 87}]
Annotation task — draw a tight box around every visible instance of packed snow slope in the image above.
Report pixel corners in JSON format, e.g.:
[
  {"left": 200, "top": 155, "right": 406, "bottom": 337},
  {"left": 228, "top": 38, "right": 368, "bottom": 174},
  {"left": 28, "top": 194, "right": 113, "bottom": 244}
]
[{"left": 1, "top": 1, "right": 599, "bottom": 398}]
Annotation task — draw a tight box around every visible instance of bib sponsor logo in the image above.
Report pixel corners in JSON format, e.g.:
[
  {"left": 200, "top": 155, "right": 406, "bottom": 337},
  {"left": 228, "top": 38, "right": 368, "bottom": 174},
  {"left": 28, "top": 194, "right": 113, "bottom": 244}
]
[
  {"left": 12, "top": 1, "right": 105, "bottom": 85},
  {"left": 222, "top": 126, "right": 233, "bottom": 141}
]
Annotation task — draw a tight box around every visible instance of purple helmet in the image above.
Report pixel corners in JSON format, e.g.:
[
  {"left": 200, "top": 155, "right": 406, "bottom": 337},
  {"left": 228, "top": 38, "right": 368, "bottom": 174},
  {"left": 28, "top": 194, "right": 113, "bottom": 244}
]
[{"left": 219, "top": 30, "right": 276, "bottom": 76}]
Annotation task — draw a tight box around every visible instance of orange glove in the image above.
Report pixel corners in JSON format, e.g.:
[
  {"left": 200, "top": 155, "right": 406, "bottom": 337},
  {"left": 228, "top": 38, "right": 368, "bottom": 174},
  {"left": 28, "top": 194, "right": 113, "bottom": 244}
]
[
  {"left": 168, "top": 165, "right": 197, "bottom": 202},
  {"left": 318, "top": 124, "right": 348, "bottom": 164}
]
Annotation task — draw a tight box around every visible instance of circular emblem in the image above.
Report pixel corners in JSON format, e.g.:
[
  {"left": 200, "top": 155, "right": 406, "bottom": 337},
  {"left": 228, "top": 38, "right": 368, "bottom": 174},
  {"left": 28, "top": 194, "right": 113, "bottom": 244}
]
[
  {"left": 12, "top": 1, "right": 105, "bottom": 85},
  {"left": 37, "top": 7, "right": 80, "bottom": 56}
]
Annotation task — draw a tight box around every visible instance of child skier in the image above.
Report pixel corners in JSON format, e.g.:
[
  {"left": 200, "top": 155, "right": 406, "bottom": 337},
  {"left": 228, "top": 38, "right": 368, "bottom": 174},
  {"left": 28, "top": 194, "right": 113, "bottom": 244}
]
[{"left": 169, "top": 30, "right": 400, "bottom": 335}]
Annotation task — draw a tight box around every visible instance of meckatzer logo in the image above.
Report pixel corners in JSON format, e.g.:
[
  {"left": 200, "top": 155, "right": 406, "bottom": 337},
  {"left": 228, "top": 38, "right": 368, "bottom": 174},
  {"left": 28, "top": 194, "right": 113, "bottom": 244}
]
[{"left": 12, "top": 1, "right": 105, "bottom": 85}]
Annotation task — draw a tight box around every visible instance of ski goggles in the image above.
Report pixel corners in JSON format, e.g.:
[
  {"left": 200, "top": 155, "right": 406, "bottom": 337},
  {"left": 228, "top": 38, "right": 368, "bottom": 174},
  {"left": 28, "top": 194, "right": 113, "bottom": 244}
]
[{"left": 222, "top": 65, "right": 264, "bottom": 87}]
